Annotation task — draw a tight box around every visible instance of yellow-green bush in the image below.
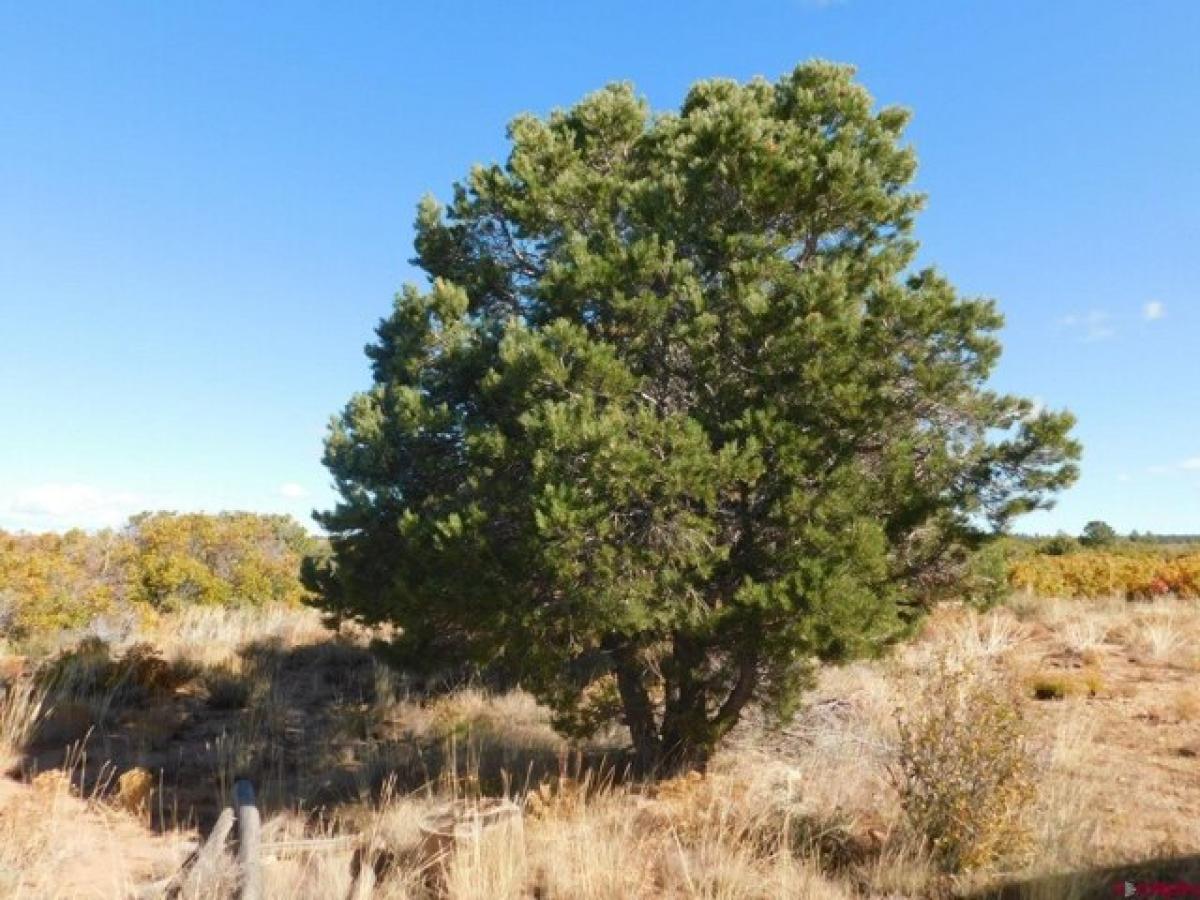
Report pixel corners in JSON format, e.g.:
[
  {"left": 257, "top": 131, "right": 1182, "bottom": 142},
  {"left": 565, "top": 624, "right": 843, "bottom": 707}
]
[
  {"left": 893, "top": 648, "right": 1036, "bottom": 871},
  {"left": 0, "top": 512, "right": 319, "bottom": 641},
  {"left": 127, "top": 511, "right": 317, "bottom": 608},
  {"left": 0, "top": 529, "right": 127, "bottom": 635}
]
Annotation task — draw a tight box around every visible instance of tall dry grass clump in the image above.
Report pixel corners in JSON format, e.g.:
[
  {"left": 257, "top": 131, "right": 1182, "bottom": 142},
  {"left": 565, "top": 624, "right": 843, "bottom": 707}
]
[
  {"left": 0, "top": 679, "right": 47, "bottom": 775},
  {"left": 1128, "top": 604, "right": 1192, "bottom": 664},
  {"left": 518, "top": 762, "right": 857, "bottom": 900},
  {"left": 893, "top": 636, "right": 1037, "bottom": 872},
  {"left": 156, "top": 604, "right": 329, "bottom": 669}
]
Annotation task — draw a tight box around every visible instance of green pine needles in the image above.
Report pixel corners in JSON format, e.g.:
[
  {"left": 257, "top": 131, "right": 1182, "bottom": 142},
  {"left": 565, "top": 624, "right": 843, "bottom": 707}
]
[{"left": 307, "top": 62, "right": 1080, "bottom": 773}]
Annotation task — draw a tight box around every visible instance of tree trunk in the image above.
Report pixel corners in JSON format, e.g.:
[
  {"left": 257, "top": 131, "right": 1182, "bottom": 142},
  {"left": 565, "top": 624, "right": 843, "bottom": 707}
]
[
  {"left": 659, "top": 635, "right": 716, "bottom": 775},
  {"left": 658, "top": 707, "right": 716, "bottom": 776},
  {"left": 612, "top": 641, "right": 760, "bottom": 779},
  {"left": 611, "top": 645, "right": 661, "bottom": 776},
  {"left": 711, "top": 652, "right": 759, "bottom": 740},
  {"left": 609, "top": 638, "right": 758, "bottom": 777}
]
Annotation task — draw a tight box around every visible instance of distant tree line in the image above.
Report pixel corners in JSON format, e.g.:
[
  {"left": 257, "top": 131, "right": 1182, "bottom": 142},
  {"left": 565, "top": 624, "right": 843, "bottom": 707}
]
[
  {"left": 1012, "top": 522, "right": 1200, "bottom": 557},
  {"left": 1126, "top": 531, "right": 1200, "bottom": 545}
]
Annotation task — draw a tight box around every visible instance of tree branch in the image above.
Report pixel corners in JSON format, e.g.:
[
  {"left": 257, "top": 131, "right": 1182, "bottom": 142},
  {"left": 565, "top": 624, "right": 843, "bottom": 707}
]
[{"left": 712, "top": 652, "right": 759, "bottom": 738}]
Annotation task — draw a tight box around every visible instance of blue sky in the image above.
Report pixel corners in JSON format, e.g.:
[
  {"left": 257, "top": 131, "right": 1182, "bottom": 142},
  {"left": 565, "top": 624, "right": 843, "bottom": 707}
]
[{"left": 1, "top": 1, "right": 1197, "bottom": 535}]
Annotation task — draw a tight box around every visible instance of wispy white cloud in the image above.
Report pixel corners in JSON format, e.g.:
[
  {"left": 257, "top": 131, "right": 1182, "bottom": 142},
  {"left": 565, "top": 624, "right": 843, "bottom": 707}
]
[
  {"left": 1059, "top": 310, "right": 1115, "bottom": 342},
  {"left": 6, "top": 482, "right": 141, "bottom": 530},
  {"left": 279, "top": 482, "right": 308, "bottom": 499},
  {"left": 1143, "top": 300, "right": 1166, "bottom": 321},
  {"left": 1144, "top": 458, "right": 1200, "bottom": 476}
]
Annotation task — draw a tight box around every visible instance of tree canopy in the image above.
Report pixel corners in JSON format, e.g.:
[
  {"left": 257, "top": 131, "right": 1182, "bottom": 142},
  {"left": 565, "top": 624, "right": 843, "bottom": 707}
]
[
  {"left": 1079, "top": 520, "right": 1118, "bottom": 548},
  {"left": 309, "top": 62, "right": 1080, "bottom": 772}
]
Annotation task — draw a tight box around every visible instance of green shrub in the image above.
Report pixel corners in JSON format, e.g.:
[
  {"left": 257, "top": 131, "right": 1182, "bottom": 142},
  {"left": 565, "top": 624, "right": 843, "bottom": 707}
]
[
  {"left": 1027, "top": 670, "right": 1100, "bottom": 701},
  {"left": 1039, "top": 533, "right": 1079, "bottom": 556}
]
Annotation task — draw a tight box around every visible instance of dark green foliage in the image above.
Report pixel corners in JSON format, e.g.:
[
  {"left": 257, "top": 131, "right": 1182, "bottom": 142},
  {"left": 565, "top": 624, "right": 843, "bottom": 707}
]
[
  {"left": 309, "top": 63, "right": 1080, "bottom": 773},
  {"left": 961, "top": 541, "right": 1016, "bottom": 610},
  {"left": 1039, "top": 532, "right": 1081, "bottom": 556},
  {"left": 1079, "top": 520, "right": 1117, "bottom": 548}
]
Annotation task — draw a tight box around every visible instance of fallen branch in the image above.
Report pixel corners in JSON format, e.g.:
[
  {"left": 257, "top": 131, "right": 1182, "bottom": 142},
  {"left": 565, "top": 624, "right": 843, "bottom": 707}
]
[
  {"left": 136, "top": 806, "right": 234, "bottom": 899},
  {"left": 260, "top": 835, "right": 358, "bottom": 856}
]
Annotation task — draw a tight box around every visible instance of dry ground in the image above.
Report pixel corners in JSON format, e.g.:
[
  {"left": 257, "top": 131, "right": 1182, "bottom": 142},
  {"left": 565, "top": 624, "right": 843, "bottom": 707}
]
[{"left": 2, "top": 595, "right": 1200, "bottom": 899}]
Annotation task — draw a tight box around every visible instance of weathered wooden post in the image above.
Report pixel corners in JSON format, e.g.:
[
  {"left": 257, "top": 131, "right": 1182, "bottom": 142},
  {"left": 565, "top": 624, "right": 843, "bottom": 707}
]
[
  {"left": 234, "top": 779, "right": 263, "bottom": 900},
  {"left": 197, "top": 806, "right": 236, "bottom": 875}
]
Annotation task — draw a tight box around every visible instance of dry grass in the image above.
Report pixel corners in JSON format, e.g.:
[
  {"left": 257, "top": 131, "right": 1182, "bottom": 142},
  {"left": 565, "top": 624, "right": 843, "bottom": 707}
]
[
  {"left": 155, "top": 604, "right": 330, "bottom": 670},
  {"left": 953, "top": 607, "right": 1029, "bottom": 658},
  {"left": 1172, "top": 684, "right": 1200, "bottom": 723},
  {"left": 1132, "top": 610, "right": 1188, "bottom": 664},
  {"left": 1098, "top": 597, "right": 1200, "bottom": 666},
  {"left": 3, "top": 595, "right": 1200, "bottom": 897},
  {"left": 0, "top": 760, "right": 190, "bottom": 899},
  {"left": 0, "top": 679, "right": 47, "bottom": 775},
  {"left": 1061, "top": 614, "right": 1111, "bottom": 656}
]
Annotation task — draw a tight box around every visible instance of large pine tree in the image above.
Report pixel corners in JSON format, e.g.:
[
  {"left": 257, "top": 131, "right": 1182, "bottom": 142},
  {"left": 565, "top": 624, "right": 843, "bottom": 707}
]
[{"left": 308, "top": 62, "right": 1080, "bottom": 773}]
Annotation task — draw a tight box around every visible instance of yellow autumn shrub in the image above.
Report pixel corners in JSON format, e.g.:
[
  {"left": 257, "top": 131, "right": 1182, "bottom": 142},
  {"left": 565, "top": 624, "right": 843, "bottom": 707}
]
[
  {"left": 1009, "top": 549, "right": 1200, "bottom": 599},
  {"left": 0, "top": 512, "right": 319, "bottom": 642}
]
